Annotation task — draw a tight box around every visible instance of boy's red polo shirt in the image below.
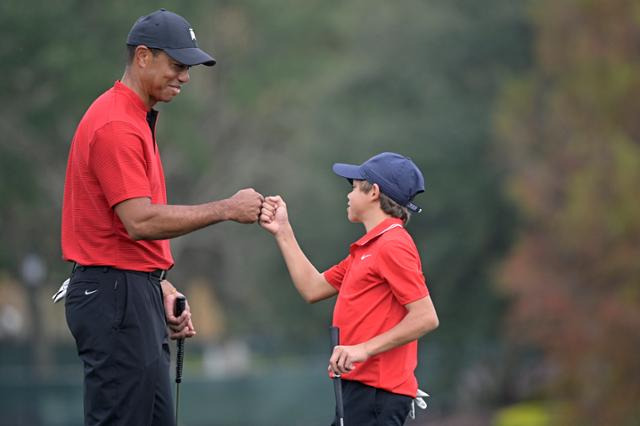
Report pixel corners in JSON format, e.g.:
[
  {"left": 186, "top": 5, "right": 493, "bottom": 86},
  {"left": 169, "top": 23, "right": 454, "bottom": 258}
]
[
  {"left": 324, "top": 218, "right": 429, "bottom": 397},
  {"left": 61, "top": 81, "right": 174, "bottom": 271}
]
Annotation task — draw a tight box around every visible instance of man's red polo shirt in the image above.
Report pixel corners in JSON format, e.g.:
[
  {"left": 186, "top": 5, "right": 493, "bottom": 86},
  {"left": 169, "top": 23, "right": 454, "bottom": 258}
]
[
  {"left": 324, "top": 218, "right": 429, "bottom": 397},
  {"left": 61, "top": 81, "right": 174, "bottom": 271}
]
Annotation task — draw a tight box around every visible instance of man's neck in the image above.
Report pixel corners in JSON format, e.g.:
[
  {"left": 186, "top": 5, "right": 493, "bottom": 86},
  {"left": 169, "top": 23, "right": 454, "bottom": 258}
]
[{"left": 121, "top": 70, "right": 155, "bottom": 109}]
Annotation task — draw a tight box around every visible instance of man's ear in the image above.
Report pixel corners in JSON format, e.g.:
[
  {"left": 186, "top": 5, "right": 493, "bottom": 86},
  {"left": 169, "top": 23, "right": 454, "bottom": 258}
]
[{"left": 134, "top": 45, "right": 153, "bottom": 68}]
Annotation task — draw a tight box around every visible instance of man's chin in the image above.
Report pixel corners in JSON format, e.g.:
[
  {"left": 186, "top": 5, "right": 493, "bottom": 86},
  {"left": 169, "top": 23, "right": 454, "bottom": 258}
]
[
  {"left": 155, "top": 89, "right": 181, "bottom": 103},
  {"left": 157, "top": 94, "right": 177, "bottom": 103}
]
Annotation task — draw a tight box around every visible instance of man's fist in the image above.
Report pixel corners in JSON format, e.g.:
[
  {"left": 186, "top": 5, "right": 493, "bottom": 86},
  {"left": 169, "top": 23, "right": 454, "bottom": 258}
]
[{"left": 227, "top": 188, "right": 264, "bottom": 223}]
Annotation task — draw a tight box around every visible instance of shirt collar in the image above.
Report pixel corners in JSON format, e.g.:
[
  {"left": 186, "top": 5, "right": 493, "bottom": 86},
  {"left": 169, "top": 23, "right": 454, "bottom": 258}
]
[
  {"left": 351, "top": 217, "right": 404, "bottom": 248},
  {"left": 114, "top": 80, "right": 150, "bottom": 113}
]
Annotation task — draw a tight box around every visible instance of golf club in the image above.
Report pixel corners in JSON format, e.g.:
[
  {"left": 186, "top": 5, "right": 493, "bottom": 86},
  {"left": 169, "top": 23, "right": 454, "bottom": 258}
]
[
  {"left": 174, "top": 295, "right": 186, "bottom": 426},
  {"left": 330, "top": 326, "right": 345, "bottom": 426}
]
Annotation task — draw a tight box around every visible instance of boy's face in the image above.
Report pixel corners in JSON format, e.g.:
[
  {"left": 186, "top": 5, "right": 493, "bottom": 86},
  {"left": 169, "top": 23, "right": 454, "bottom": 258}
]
[{"left": 346, "top": 180, "right": 373, "bottom": 223}]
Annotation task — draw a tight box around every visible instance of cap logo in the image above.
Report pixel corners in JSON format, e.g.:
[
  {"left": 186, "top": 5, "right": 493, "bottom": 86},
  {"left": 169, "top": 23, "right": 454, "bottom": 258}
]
[{"left": 189, "top": 28, "right": 196, "bottom": 41}]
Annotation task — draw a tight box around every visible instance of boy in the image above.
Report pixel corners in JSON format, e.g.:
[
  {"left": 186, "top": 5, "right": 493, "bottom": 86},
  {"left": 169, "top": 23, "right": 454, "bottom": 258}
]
[{"left": 260, "top": 152, "right": 439, "bottom": 425}]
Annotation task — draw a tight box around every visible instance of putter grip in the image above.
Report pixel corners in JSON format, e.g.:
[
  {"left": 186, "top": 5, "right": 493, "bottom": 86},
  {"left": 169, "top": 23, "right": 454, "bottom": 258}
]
[
  {"left": 330, "top": 326, "right": 340, "bottom": 348},
  {"left": 175, "top": 296, "right": 186, "bottom": 384},
  {"left": 174, "top": 295, "right": 186, "bottom": 317}
]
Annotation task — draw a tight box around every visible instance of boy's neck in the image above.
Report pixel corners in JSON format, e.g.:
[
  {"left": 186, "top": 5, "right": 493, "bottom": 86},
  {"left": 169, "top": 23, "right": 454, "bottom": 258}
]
[{"left": 361, "top": 209, "right": 393, "bottom": 233}]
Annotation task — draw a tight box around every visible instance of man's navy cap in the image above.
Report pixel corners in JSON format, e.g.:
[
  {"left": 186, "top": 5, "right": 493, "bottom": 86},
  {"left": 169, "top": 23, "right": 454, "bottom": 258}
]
[
  {"left": 127, "top": 9, "right": 216, "bottom": 67},
  {"left": 333, "top": 152, "right": 425, "bottom": 213}
]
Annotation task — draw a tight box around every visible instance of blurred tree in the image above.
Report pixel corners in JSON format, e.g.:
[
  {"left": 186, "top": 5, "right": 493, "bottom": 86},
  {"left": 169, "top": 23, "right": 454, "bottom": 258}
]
[
  {"left": 496, "top": 0, "right": 640, "bottom": 424},
  {"left": 1, "top": 0, "right": 531, "bottom": 419},
  {"left": 199, "top": 0, "right": 532, "bottom": 412},
  {"left": 0, "top": 0, "right": 161, "bottom": 275}
]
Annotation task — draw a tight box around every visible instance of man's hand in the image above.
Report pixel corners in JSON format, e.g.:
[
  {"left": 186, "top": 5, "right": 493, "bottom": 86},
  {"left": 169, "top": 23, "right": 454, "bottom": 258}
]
[
  {"left": 328, "top": 343, "right": 369, "bottom": 376},
  {"left": 161, "top": 280, "right": 196, "bottom": 340},
  {"left": 226, "top": 188, "right": 264, "bottom": 223},
  {"left": 259, "top": 195, "right": 289, "bottom": 236}
]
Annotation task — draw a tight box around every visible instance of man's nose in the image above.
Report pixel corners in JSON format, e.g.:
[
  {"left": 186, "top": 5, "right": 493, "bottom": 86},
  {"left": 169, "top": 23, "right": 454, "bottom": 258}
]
[{"left": 178, "top": 69, "right": 190, "bottom": 83}]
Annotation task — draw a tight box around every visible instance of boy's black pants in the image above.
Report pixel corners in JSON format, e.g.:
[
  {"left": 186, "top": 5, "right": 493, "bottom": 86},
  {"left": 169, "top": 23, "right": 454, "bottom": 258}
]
[
  {"left": 65, "top": 266, "right": 173, "bottom": 426},
  {"left": 331, "top": 379, "right": 413, "bottom": 426}
]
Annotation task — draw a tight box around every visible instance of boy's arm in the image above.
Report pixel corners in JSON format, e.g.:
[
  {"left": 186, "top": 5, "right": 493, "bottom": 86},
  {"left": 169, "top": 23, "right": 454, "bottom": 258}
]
[
  {"left": 260, "top": 196, "right": 337, "bottom": 303},
  {"left": 329, "top": 295, "right": 438, "bottom": 375}
]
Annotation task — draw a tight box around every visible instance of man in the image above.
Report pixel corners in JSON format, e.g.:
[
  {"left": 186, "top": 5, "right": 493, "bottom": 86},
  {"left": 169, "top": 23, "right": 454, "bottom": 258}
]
[
  {"left": 260, "top": 152, "right": 439, "bottom": 425},
  {"left": 61, "top": 9, "right": 263, "bottom": 426}
]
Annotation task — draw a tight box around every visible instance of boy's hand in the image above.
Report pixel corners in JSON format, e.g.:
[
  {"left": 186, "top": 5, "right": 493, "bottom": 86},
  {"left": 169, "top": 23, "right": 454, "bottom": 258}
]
[
  {"left": 328, "top": 343, "right": 369, "bottom": 376},
  {"left": 259, "top": 195, "right": 289, "bottom": 235}
]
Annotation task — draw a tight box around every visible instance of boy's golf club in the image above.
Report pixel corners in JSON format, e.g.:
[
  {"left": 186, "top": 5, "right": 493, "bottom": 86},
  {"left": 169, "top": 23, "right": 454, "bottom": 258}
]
[
  {"left": 174, "top": 296, "right": 186, "bottom": 426},
  {"left": 330, "top": 326, "right": 345, "bottom": 426}
]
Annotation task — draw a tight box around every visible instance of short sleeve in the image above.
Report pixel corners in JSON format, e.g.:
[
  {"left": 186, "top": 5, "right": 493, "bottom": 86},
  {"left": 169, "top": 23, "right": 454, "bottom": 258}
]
[
  {"left": 89, "top": 122, "right": 152, "bottom": 207},
  {"left": 323, "top": 254, "right": 352, "bottom": 291},
  {"left": 377, "top": 240, "right": 428, "bottom": 305}
]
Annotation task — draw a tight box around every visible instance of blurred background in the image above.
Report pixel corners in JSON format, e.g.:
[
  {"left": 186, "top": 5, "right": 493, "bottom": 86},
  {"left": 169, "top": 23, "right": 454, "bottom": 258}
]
[{"left": 1, "top": 0, "right": 639, "bottom": 425}]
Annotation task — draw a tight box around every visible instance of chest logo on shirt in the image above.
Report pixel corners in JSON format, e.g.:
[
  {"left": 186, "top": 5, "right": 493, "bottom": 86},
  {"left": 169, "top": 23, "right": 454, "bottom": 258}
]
[{"left": 360, "top": 254, "right": 372, "bottom": 261}]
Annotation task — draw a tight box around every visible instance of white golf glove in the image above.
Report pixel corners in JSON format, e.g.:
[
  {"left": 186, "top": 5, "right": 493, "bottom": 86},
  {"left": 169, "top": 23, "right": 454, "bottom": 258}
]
[
  {"left": 51, "top": 278, "right": 70, "bottom": 303},
  {"left": 409, "top": 389, "right": 430, "bottom": 420}
]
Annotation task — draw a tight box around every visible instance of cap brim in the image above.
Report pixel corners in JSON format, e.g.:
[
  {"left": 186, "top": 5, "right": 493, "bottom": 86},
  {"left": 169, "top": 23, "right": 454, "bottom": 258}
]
[
  {"left": 165, "top": 47, "right": 216, "bottom": 66},
  {"left": 332, "top": 163, "right": 366, "bottom": 180}
]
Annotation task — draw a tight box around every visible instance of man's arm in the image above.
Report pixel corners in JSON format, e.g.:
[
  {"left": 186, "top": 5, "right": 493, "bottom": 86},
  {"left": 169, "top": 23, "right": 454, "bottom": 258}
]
[
  {"left": 260, "top": 196, "right": 337, "bottom": 303},
  {"left": 329, "top": 295, "right": 438, "bottom": 375},
  {"left": 114, "top": 188, "right": 263, "bottom": 240},
  {"left": 160, "top": 279, "right": 196, "bottom": 340}
]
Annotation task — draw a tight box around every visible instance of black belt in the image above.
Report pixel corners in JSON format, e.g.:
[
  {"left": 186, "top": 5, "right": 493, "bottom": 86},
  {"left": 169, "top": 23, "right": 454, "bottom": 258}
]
[{"left": 72, "top": 263, "right": 167, "bottom": 281}]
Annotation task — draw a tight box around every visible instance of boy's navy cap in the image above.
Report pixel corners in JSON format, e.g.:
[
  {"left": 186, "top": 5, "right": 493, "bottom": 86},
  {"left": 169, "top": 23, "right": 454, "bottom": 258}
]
[
  {"left": 127, "top": 9, "right": 216, "bottom": 67},
  {"left": 332, "top": 152, "right": 425, "bottom": 213}
]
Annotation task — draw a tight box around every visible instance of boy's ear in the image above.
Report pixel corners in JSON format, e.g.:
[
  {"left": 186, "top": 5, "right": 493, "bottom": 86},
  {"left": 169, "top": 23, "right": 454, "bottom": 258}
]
[{"left": 371, "top": 183, "right": 381, "bottom": 201}]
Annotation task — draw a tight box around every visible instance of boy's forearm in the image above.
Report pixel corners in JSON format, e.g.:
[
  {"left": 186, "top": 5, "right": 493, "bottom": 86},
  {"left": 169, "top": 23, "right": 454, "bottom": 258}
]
[
  {"left": 275, "top": 225, "right": 331, "bottom": 303},
  {"left": 362, "top": 298, "right": 438, "bottom": 357}
]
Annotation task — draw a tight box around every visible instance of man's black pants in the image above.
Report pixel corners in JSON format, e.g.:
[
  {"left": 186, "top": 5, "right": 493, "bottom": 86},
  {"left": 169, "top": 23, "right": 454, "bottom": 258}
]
[
  {"left": 331, "top": 380, "right": 413, "bottom": 426},
  {"left": 65, "top": 266, "right": 173, "bottom": 426}
]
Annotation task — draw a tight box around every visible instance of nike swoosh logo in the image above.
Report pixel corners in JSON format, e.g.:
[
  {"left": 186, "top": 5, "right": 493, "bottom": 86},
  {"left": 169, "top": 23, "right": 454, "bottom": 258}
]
[
  {"left": 360, "top": 254, "right": 372, "bottom": 260},
  {"left": 84, "top": 289, "right": 98, "bottom": 295}
]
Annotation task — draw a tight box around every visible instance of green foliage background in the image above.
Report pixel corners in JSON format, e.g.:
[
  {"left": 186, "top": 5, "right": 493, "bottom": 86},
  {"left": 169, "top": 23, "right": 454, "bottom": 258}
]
[{"left": 1, "top": 0, "right": 638, "bottom": 425}]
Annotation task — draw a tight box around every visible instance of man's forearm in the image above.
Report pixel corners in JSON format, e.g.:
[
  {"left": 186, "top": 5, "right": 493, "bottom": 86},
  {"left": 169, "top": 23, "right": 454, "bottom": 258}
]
[
  {"left": 125, "top": 200, "right": 231, "bottom": 240},
  {"left": 160, "top": 279, "right": 178, "bottom": 296},
  {"left": 116, "top": 188, "right": 263, "bottom": 240},
  {"left": 137, "top": 200, "right": 232, "bottom": 240}
]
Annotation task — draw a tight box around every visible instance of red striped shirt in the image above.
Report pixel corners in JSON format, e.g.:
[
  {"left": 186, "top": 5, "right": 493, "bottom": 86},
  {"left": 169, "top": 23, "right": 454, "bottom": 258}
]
[
  {"left": 61, "top": 81, "right": 173, "bottom": 271},
  {"left": 324, "top": 218, "right": 429, "bottom": 397}
]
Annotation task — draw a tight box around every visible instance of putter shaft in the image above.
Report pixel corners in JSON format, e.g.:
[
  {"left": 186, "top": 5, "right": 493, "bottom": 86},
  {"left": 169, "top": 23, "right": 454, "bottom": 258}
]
[
  {"left": 175, "top": 381, "right": 181, "bottom": 425},
  {"left": 330, "top": 326, "right": 345, "bottom": 425}
]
